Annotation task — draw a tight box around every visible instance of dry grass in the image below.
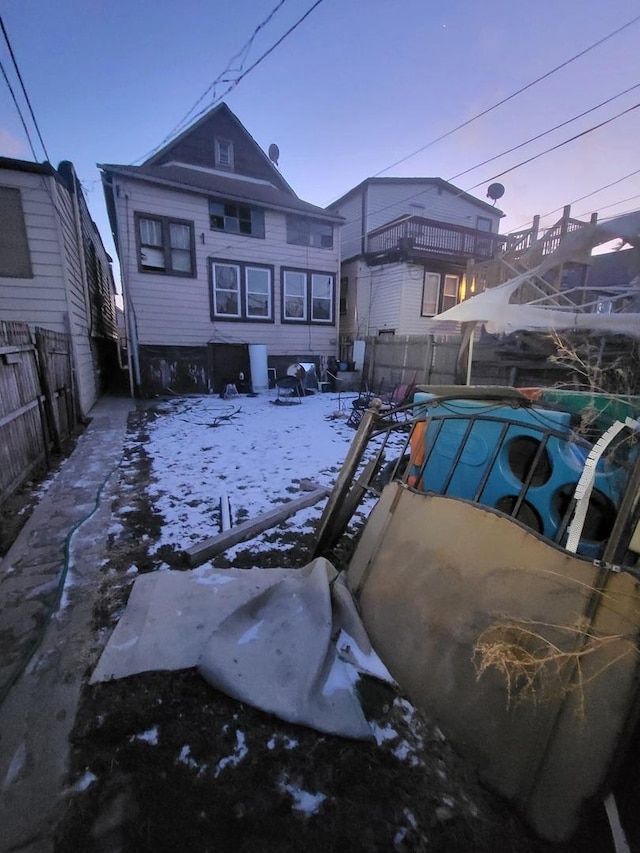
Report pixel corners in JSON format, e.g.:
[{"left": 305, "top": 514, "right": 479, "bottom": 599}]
[{"left": 472, "top": 617, "right": 637, "bottom": 718}]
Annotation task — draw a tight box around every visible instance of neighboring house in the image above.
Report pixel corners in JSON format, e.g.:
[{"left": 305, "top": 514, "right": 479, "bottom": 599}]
[
  {"left": 100, "top": 103, "right": 343, "bottom": 396},
  {"left": 328, "top": 177, "right": 504, "bottom": 353},
  {"left": 570, "top": 247, "right": 640, "bottom": 313},
  {"left": 0, "top": 157, "right": 118, "bottom": 417}
]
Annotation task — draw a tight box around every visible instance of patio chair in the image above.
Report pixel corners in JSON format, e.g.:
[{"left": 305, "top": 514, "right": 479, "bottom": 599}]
[{"left": 346, "top": 379, "right": 385, "bottom": 428}]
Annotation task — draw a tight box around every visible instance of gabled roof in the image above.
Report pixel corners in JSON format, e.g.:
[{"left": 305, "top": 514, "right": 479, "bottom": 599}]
[
  {"left": 328, "top": 177, "right": 504, "bottom": 217},
  {"left": 98, "top": 161, "right": 342, "bottom": 222},
  {"left": 142, "top": 103, "right": 296, "bottom": 196}
]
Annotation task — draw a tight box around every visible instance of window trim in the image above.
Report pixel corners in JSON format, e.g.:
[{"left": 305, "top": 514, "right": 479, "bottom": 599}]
[
  {"left": 208, "top": 258, "right": 274, "bottom": 323},
  {"left": 281, "top": 267, "right": 336, "bottom": 325},
  {"left": 208, "top": 199, "right": 265, "bottom": 239},
  {"left": 285, "top": 214, "right": 334, "bottom": 249},
  {"left": 215, "top": 138, "right": 234, "bottom": 169},
  {"left": 135, "top": 212, "right": 196, "bottom": 277},
  {"left": 441, "top": 273, "right": 460, "bottom": 312},
  {"left": 420, "top": 270, "right": 461, "bottom": 316}
]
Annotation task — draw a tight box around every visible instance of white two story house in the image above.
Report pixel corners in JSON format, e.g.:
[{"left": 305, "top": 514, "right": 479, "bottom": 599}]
[
  {"left": 100, "top": 103, "right": 343, "bottom": 396},
  {"left": 328, "top": 177, "right": 504, "bottom": 357}
]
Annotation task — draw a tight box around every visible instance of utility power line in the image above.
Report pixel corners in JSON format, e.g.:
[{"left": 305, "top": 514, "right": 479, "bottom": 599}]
[
  {"left": 152, "top": 0, "right": 289, "bottom": 155},
  {"left": 370, "top": 12, "right": 640, "bottom": 179},
  {"left": 336, "top": 99, "right": 640, "bottom": 249},
  {"left": 0, "top": 13, "right": 50, "bottom": 161},
  {"left": 136, "top": 0, "right": 327, "bottom": 165},
  {"left": 464, "top": 101, "right": 640, "bottom": 193},
  {"left": 449, "top": 82, "right": 640, "bottom": 183},
  {"left": 0, "top": 56, "right": 38, "bottom": 161},
  {"left": 510, "top": 167, "right": 640, "bottom": 233}
]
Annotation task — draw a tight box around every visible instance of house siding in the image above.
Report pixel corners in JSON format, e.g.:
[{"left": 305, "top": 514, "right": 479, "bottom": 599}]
[
  {"left": 398, "top": 263, "right": 442, "bottom": 334},
  {"left": 0, "top": 171, "right": 68, "bottom": 328},
  {"left": 362, "top": 262, "right": 404, "bottom": 336},
  {"left": 114, "top": 176, "right": 340, "bottom": 363},
  {"left": 366, "top": 183, "right": 501, "bottom": 236},
  {"left": 331, "top": 192, "right": 364, "bottom": 262},
  {"left": 0, "top": 165, "right": 118, "bottom": 417}
]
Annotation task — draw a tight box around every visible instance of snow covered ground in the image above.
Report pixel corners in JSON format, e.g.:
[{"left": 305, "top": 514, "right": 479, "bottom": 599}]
[{"left": 137, "top": 389, "right": 398, "bottom": 561}]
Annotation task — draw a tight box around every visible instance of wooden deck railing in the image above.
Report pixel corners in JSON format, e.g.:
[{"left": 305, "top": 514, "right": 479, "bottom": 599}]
[{"left": 367, "top": 215, "right": 506, "bottom": 261}]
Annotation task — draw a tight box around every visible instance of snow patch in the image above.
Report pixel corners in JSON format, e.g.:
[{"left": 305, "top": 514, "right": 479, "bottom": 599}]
[
  {"left": 215, "top": 730, "right": 248, "bottom": 777},
  {"left": 73, "top": 770, "right": 98, "bottom": 791},
  {"left": 131, "top": 726, "right": 159, "bottom": 745},
  {"left": 279, "top": 778, "right": 326, "bottom": 816}
]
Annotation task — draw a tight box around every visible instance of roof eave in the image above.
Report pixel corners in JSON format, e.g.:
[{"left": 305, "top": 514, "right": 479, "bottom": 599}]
[{"left": 98, "top": 165, "right": 344, "bottom": 223}]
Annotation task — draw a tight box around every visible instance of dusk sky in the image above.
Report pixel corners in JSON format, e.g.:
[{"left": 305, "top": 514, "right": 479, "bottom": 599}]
[{"left": 1, "top": 0, "right": 640, "bottom": 291}]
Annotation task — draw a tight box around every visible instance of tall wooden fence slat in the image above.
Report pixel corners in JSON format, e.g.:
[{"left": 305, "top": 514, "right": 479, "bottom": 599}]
[{"left": 0, "top": 321, "right": 76, "bottom": 505}]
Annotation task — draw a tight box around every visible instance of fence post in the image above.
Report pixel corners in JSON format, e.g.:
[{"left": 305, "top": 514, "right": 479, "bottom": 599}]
[{"left": 35, "top": 329, "right": 62, "bottom": 452}]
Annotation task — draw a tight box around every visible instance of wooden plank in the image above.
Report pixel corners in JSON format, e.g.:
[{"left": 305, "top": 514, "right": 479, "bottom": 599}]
[
  {"left": 0, "top": 397, "right": 42, "bottom": 430},
  {"left": 0, "top": 345, "right": 34, "bottom": 355},
  {"left": 35, "top": 329, "right": 61, "bottom": 452},
  {"left": 183, "top": 485, "right": 331, "bottom": 567}
]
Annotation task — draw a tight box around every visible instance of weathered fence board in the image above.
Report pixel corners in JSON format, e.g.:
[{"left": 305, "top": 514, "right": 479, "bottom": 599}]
[{"left": 0, "top": 321, "right": 75, "bottom": 504}]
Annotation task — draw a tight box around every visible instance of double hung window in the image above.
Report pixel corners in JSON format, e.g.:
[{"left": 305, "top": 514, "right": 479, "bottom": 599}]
[
  {"left": 421, "top": 271, "right": 460, "bottom": 316},
  {"left": 282, "top": 269, "right": 335, "bottom": 324},
  {"left": 286, "top": 215, "right": 333, "bottom": 248},
  {"left": 209, "top": 200, "right": 265, "bottom": 238},
  {"left": 210, "top": 260, "right": 273, "bottom": 321},
  {"left": 137, "top": 214, "right": 195, "bottom": 276}
]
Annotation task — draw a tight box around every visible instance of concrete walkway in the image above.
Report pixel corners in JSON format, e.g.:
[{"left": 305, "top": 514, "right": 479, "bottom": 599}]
[{"left": 0, "top": 395, "right": 133, "bottom": 853}]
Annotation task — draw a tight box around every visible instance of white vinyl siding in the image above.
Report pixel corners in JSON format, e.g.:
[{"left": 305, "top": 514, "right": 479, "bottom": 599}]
[
  {"left": 114, "top": 178, "right": 340, "bottom": 357},
  {"left": 335, "top": 181, "right": 501, "bottom": 262},
  {"left": 366, "top": 183, "right": 501, "bottom": 235},
  {"left": 0, "top": 172, "right": 68, "bottom": 327},
  {"left": 0, "top": 168, "right": 115, "bottom": 417},
  {"left": 331, "top": 192, "right": 363, "bottom": 261}
]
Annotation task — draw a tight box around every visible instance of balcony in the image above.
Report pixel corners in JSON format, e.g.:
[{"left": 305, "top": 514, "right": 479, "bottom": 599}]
[{"left": 366, "top": 215, "right": 506, "bottom": 264}]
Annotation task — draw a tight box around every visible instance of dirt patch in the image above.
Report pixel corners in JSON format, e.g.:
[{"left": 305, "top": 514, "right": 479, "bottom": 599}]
[{"left": 51, "top": 405, "right": 562, "bottom": 852}]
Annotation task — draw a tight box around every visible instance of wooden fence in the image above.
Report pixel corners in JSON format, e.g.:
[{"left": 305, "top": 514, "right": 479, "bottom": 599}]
[
  {"left": 0, "top": 321, "right": 76, "bottom": 504},
  {"left": 362, "top": 334, "right": 461, "bottom": 392}
]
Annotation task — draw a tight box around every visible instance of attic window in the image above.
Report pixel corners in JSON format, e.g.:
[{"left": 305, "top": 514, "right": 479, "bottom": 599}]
[{"left": 215, "top": 139, "right": 234, "bottom": 169}]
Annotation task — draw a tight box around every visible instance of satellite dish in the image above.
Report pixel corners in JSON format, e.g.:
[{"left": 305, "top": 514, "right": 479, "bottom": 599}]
[
  {"left": 487, "top": 182, "right": 505, "bottom": 202},
  {"left": 268, "top": 143, "right": 280, "bottom": 166}
]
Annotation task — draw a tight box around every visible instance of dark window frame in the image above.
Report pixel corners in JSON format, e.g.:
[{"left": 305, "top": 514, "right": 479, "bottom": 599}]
[
  {"left": 134, "top": 212, "right": 196, "bottom": 277},
  {"left": 209, "top": 199, "right": 265, "bottom": 238},
  {"left": 286, "top": 214, "right": 334, "bottom": 249},
  {"left": 208, "top": 258, "right": 275, "bottom": 323},
  {"left": 281, "top": 267, "right": 336, "bottom": 326}
]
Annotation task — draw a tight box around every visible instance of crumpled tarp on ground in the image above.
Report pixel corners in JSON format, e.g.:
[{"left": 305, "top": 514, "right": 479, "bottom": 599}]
[{"left": 91, "top": 558, "right": 392, "bottom": 740}]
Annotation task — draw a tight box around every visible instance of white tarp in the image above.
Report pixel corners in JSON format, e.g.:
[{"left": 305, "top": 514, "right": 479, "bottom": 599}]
[
  {"left": 91, "top": 558, "right": 393, "bottom": 740},
  {"left": 433, "top": 211, "right": 640, "bottom": 337}
]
